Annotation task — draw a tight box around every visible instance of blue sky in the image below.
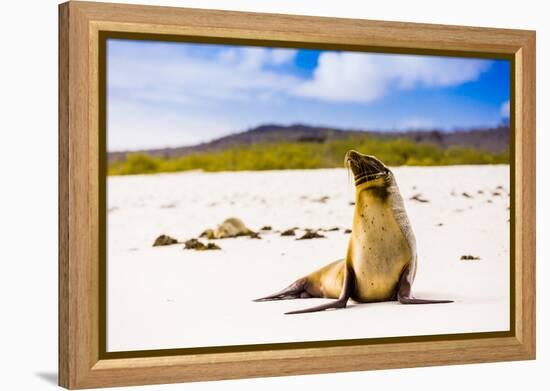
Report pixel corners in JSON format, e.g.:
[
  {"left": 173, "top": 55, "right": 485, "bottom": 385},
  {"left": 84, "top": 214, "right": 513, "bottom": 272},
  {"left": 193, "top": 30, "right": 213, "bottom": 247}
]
[{"left": 107, "top": 39, "right": 510, "bottom": 151}]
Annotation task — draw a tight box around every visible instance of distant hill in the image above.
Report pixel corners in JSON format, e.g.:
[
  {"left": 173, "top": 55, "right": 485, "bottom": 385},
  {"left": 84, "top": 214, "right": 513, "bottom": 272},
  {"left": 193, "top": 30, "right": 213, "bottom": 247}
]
[{"left": 108, "top": 124, "right": 510, "bottom": 162}]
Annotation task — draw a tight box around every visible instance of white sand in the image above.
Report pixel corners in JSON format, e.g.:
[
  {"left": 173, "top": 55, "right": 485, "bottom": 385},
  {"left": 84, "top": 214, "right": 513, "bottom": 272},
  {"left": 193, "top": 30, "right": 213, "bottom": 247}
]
[{"left": 107, "top": 166, "right": 510, "bottom": 352}]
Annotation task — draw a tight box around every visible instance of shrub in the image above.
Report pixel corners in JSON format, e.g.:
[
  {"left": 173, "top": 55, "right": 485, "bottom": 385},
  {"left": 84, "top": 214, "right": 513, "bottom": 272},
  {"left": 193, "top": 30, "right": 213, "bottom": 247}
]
[{"left": 108, "top": 136, "right": 509, "bottom": 176}]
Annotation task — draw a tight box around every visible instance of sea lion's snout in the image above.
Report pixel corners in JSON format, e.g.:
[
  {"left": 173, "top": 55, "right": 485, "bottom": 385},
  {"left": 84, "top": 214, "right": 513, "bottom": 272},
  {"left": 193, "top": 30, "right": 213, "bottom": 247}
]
[
  {"left": 345, "top": 150, "right": 389, "bottom": 187},
  {"left": 345, "top": 150, "right": 360, "bottom": 167}
]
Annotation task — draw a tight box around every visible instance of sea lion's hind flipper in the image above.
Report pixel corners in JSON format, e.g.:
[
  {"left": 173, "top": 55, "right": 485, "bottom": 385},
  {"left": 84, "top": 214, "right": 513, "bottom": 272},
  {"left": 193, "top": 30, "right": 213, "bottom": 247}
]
[
  {"left": 397, "top": 266, "right": 453, "bottom": 304},
  {"left": 253, "top": 278, "right": 310, "bottom": 302},
  {"left": 285, "top": 264, "right": 354, "bottom": 315},
  {"left": 284, "top": 297, "right": 348, "bottom": 314},
  {"left": 398, "top": 297, "right": 453, "bottom": 304}
]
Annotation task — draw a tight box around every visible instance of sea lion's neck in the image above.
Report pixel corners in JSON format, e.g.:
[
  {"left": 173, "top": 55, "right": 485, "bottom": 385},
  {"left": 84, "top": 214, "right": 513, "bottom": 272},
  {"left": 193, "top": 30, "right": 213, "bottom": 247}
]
[
  {"left": 353, "top": 176, "right": 404, "bottom": 226},
  {"left": 352, "top": 176, "right": 415, "bottom": 253},
  {"left": 354, "top": 185, "right": 391, "bottom": 211}
]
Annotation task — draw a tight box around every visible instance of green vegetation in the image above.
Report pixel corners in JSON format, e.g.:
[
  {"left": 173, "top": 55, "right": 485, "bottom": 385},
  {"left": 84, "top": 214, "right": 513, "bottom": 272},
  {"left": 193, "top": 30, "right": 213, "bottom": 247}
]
[{"left": 108, "top": 137, "right": 509, "bottom": 176}]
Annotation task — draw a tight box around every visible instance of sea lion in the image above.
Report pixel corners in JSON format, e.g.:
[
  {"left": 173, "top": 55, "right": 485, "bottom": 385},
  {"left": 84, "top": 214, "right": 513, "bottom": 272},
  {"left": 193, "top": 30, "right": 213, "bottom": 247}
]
[
  {"left": 201, "top": 218, "right": 259, "bottom": 239},
  {"left": 255, "top": 150, "right": 452, "bottom": 314}
]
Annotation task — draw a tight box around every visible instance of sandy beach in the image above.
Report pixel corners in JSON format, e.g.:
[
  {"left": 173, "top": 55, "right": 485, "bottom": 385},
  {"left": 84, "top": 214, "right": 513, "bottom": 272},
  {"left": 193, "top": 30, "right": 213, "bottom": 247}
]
[{"left": 106, "top": 165, "right": 510, "bottom": 352}]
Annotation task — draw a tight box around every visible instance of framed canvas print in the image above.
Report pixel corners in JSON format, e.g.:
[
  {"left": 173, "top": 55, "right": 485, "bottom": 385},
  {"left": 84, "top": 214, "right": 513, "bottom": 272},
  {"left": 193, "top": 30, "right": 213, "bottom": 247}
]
[{"left": 58, "top": 1, "right": 536, "bottom": 389}]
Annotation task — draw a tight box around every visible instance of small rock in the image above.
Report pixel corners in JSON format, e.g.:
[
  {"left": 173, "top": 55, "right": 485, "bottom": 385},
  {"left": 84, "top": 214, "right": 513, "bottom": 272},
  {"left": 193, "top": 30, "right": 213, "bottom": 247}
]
[
  {"left": 462, "top": 192, "right": 473, "bottom": 198},
  {"left": 344, "top": 229, "right": 352, "bottom": 234},
  {"left": 281, "top": 229, "right": 296, "bottom": 236},
  {"left": 205, "top": 242, "right": 221, "bottom": 250},
  {"left": 409, "top": 193, "right": 429, "bottom": 203},
  {"left": 249, "top": 232, "right": 262, "bottom": 239},
  {"left": 436, "top": 223, "right": 443, "bottom": 227},
  {"left": 184, "top": 238, "right": 204, "bottom": 250},
  {"left": 184, "top": 238, "right": 221, "bottom": 251},
  {"left": 460, "top": 255, "right": 480, "bottom": 261},
  {"left": 324, "top": 227, "right": 339, "bottom": 232},
  {"left": 477, "top": 190, "right": 484, "bottom": 194},
  {"left": 260, "top": 226, "right": 272, "bottom": 231},
  {"left": 153, "top": 234, "right": 178, "bottom": 247},
  {"left": 349, "top": 202, "right": 356, "bottom": 206},
  {"left": 312, "top": 196, "right": 330, "bottom": 204},
  {"left": 492, "top": 192, "right": 501, "bottom": 197},
  {"left": 296, "top": 230, "right": 325, "bottom": 240}
]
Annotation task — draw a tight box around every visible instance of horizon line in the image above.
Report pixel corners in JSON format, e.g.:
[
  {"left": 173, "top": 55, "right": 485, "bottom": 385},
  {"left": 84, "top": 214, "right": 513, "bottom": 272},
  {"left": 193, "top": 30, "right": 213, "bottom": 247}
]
[{"left": 107, "top": 121, "right": 510, "bottom": 154}]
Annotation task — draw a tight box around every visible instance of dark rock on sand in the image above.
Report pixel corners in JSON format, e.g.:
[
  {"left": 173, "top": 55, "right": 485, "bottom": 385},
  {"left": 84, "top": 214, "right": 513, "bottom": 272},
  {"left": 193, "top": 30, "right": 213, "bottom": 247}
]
[
  {"left": 344, "top": 229, "right": 352, "bottom": 234},
  {"left": 260, "top": 226, "right": 272, "bottom": 231},
  {"left": 462, "top": 192, "right": 473, "bottom": 198},
  {"left": 296, "top": 230, "right": 325, "bottom": 240},
  {"left": 153, "top": 234, "right": 178, "bottom": 247},
  {"left": 184, "top": 238, "right": 221, "bottom": 251},
  {"left": 280, "top": 229, "right": 296, "bottom": 236},
  {"left": 460, "top": 255, "right": 480, "bottom": 260},
  {"left": 409, "top": 193, "right": 430, "bottom": 203},
  {"left": 311, "top": 196, "right": 330, "bottom": 204}
]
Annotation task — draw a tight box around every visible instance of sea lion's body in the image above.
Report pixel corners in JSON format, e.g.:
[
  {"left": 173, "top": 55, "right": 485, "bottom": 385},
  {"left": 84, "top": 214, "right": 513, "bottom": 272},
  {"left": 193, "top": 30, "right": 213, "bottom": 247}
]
[
  {"left": 255, "top": 150, "right": 450, "bottom": 314},
  {"left": 202, "top": 218, "right": 255, "bottom": 239},
  {"left": 297, "top": 174, "right": 413, "bottom": 302}
]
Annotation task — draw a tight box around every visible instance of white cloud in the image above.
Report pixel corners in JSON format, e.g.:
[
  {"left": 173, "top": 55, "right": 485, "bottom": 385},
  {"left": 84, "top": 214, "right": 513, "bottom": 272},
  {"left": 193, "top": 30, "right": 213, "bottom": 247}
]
[
  {"left": 107, "top": 98, "right": 238, "bottom": 151},
  {"left": 109, "top": 44, "right": 491, "bottom": 111},
  {"left": 107, "top": 41, "right": 497, "bottom": 150},
  {"left": 500, "top": 100, "right": 510, "bottom": 118},
  {"left": 270, "top": 48, "right": 297, "bottom": 65},
  {"left": 217, "top": 47, "right": 296, "bottom": 70},
  {"left": 294, "top": 52, "right": 491, "bottom": 103},
  {"left": 107, "top": 44, "right": 302, "bottom": 150},
  {"left": 108, "top": 43, "right": 300, "bottom": 107}
]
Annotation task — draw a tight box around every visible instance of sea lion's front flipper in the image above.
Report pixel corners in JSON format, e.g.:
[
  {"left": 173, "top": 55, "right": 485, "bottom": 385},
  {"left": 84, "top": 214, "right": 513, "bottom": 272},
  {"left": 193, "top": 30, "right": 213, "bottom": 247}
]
[
  {"left": 397, "top": 266, "right": 453, "bottom": 304},
  {"left": 285, "top": 264, "right": 354, "bottom": 315},
  {"left": 253, "top": 278, "right": 310, "bottom": 302}
]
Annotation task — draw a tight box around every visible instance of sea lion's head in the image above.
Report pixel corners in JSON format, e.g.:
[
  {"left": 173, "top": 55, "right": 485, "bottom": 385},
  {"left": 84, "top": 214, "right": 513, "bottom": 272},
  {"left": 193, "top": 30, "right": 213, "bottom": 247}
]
[{"left": 345, "top": 150, "right": 391, "bottom": 190}]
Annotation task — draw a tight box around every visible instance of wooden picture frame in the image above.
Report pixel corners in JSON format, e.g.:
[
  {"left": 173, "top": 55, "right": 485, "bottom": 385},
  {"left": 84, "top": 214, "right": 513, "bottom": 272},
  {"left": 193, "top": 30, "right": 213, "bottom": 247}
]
[{"left": 58, "top": 1, "right": 536, "bottom": 389}]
